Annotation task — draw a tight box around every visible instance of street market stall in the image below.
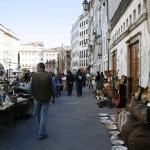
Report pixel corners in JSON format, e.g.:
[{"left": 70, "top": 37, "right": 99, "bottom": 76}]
[{"left": 0, "top": 80, "right": 34, "bottom": 128}]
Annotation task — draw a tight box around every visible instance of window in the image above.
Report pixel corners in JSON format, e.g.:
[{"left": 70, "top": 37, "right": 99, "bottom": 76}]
[
  {"left": 123, "top": 22, "right": 125, "bottom": 30},
  {"left": 143, "top": 0, "right": 146, "bottom": 9},
  {"left": 86, "top": 29, "right": 88, "bottom": 34},
  {"left": 121, "top": 26, "right": 122, "bottom": 33},
  {"left": 86, "top": 19, "right": 88, "bottom": 24},
  {"left": 86, "top": 50, "right": 88, "bottom": 57},
  {"left": 133, "top": 9, "right": 136, "bottom": 21},
  {"left": 138, "top": 3, "right": 141, "bottom": 15},
  {"left": 126, "top": 19, "right": 128, "bottom": 27},
  {"left": 129, "top": 15, "right": 132, "bottom": 25}
]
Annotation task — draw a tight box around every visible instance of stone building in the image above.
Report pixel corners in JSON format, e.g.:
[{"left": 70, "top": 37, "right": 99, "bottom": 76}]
[
  {"left": 58, "top": 46, "right": 71, "bottom": 74},
  {"left": 110, "top": 0, "right": 150, "bottom": 91},
  {"left": 0, "top": 24, "right": 19, "bottom": 72},
  {"left": 43, "top": 48, "right": 58, "bottom": 73},
  {"left": 19, "top": 42, "right": 44, "bottom": 71}
]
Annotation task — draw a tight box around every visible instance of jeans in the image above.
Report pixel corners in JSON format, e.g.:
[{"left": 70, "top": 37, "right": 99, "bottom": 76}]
[
  {"left": 67, "top": 83, "right": 73, "bottom": 96},
  {"left": 35, "top": 100, "right": 50, "bottom": 138},
  {"left": 55, "top": 85, "right": 61, "bottom": 96},
  {"left": 76, "top": 83, "right": 82, "bottom": 96}
]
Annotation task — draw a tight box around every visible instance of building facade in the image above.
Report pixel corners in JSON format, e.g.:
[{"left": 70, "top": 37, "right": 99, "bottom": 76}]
[
  {"left": 71, "top": 20, "right": 79, "bottom": 73},
  {"left": 71, "top": 13, "right": 89, "bottom": 73},
  {"left": 110, "top": 0, "right": 150, "bottom": 91},
  {"left": 58, "top": 46, "right": 71, "bottom": 74},
  {"left": 19, "top": 42, "right": 44, "bottom": 72},
  {"left": 43, "top": 48, "right": 58, "bottom": 73},
  {"left": 0, "top": 24, "right": 19, "bottom": 72}
]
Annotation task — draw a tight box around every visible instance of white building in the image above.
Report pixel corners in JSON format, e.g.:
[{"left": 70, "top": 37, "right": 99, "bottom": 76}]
[
  {"left": 110, "top": 0, "right": 150, "bottom": 91},
  {"left": 71, "top": 13, "right": 89, "bottom": 73},
  {"left": 82, "top": 0, "right": 121, "bottom": 75},
  {"left": 19, "top": 42, "right": 44, "bottom": 72},
  {"left": 0, "top": 24, "right": 19, "bottom": 71},
  {"left": 71, "top": 20, "right": 79, "bottom": 73},
  {"left": 99, "top": 0, "right": 121, "bottom": 72},
  {"left": 78, "top": 14, "right": 89, "bottom": 72},
  {"left": 87, "top": 0, "right": 102, "bottom": 74}
]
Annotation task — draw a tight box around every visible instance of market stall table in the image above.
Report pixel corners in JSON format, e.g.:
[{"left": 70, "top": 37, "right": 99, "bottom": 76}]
[{"left": 0, "top": 102, "right": 15, "bottom": 127}]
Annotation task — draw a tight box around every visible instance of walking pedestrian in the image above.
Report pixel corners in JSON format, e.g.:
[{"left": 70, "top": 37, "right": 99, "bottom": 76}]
[
  {"left": 75, "top": 69, "right": 83, "bottom": 97},
  {"left": 54, "top": 73, "right": 62, "bottom": 97},
  {"left": 95, "top": 71, "right": 100, "bottom": 90},
  {"left": 23, "top": 69, "right": 31, "bottom": 83},
  {"left": 66, "top": 70, "right": 74, "bottom": 96},
  {"left": 30, "top": 63, "right": 55, "bottom": 140},
  {"left": 99, "top": 72, "right": 104, "bottom": 90},
  {"left": 87, "top": 76, "right": 93, "bottom": 89}
]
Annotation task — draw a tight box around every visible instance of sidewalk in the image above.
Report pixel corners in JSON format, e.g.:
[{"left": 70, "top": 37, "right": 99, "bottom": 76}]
[{"left": 0, "top": 85, "right": 116, "bottom": 150}]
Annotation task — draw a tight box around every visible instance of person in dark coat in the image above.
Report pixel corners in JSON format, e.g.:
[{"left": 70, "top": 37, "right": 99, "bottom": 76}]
[
  {"left": 54, "top": 73, "right": 62, "bottom": 97},
  {"left": 23, "top": 70, "right": 31, "bottom": 83},
  {"left": 118, "top": 75, "right": 127, "bottom": 108},
  {"left": 66, "top": 70, "right": 74, "bottom": 96},
  {"left": 95, "top": 71, "right": 100, "bottom": 90},
  {"left": 30, "top": 63, "right": 55, "bottom": 139},
  {"left": 75, "top": 69, "right": 83, "bottom": 97}
]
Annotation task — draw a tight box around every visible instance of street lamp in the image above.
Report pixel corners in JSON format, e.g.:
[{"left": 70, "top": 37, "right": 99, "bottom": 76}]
[{"left": 82, "top": 0, "right": 89, "bottom": 11}]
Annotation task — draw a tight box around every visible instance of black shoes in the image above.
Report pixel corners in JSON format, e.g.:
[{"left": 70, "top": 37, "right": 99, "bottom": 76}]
[{"left": 38, "top": 134, "right": 47, "bottom": 140}]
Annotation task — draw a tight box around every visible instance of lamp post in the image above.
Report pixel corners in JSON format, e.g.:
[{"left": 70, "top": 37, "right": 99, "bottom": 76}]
[{"left": 82, "top": 0, "right": 89, "bottom": 11}]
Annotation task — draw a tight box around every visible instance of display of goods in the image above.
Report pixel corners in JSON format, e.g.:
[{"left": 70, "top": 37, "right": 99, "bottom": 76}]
[
  {"left": 126, "top": 77, "right": 131, "bottom": 100},
  {"left": 128, "top": 100, "right": 139, "bottom": 113},
  {"left": 112, "top": 145, "right": 128, "bottom": 150},
  {"left": 133, "top": 103, "right": 146, "bottom": 120},
  {"left": 104, "top": 81, "right": 113, "bottom": 97},
  {"left": 128, "top": 123, "right": 150, "bottom": 150},
  {"left": 139, "top": 107, "right": 147, "bottom": 123},
  {"left": 115, "top": 79, "right": 121, "bottom": 90},
  {"left": 9, "top": 95, "right": 17, "bottom": 103},
  {"left": 121, "top": 114, "right": 139, "bottom": 146},
  {"left": 141, "top": 87, "right": 148, "bottom": 103},
  {"left": 104, "top": 70, "right": 115, "bottom": 77}
]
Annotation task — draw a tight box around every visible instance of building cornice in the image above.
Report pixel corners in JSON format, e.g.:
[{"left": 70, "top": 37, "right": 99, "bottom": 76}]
[
  {"left": 110, "top": 12, "right": 148, "bottom": 49},
  {"left": 110, "top": 0, "right": 133, "bottom": 31}
]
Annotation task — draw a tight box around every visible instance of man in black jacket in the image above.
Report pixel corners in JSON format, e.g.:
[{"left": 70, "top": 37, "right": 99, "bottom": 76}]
[
  {"left": 30, "top": 63, "right": 55, "bottom": 139},
  {"left": 75, "top": 69, "right": 83, "bottom": 97},
  {"left": 66, "top": 70, "right": 74, "bottom": 96}
]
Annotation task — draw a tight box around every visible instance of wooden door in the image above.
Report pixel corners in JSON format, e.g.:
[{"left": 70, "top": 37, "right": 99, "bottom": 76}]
[{"left": 130, "top": 42, "right": 139, "bottom": 92}]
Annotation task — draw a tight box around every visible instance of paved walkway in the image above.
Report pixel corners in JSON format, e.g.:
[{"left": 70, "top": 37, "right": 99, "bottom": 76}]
[{"left": 0, "top": 85, "right": 116, "bottom": 150}]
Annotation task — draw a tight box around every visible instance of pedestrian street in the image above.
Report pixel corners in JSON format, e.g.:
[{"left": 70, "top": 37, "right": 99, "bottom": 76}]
[{"left": 0, "top": 85, "right": 116, "bottom": 150}]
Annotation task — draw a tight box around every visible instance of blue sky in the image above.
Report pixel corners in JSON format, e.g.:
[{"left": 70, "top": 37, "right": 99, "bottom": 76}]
[{"left": 0, "top": 0, "right": 83, "bottom": 48}]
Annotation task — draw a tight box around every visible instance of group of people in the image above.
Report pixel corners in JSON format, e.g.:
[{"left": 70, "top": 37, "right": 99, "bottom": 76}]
[
  {"left": 19, "top": 62, "right": 105, "bottom": 140},
  {"left": 29, "top": 63, "right": 89, "bottom": 140}
]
